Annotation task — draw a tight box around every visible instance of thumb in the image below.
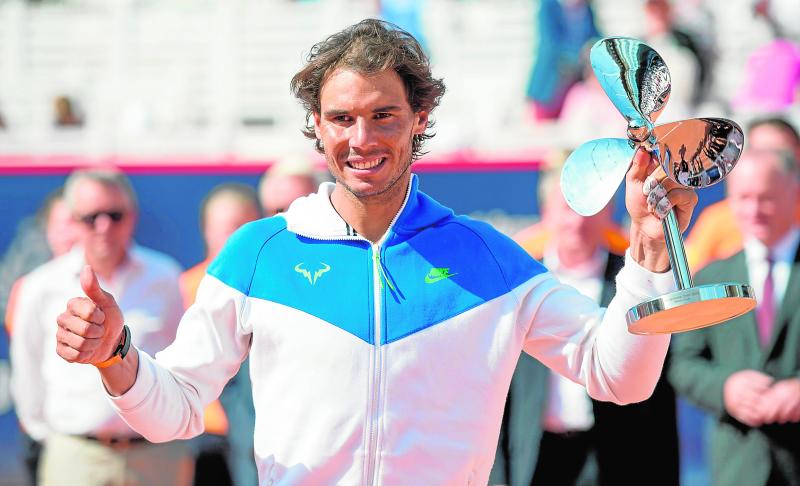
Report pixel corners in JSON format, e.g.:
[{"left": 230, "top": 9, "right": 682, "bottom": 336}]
[
  {"left": 627, "top": 146, "right": 658, "bottom": 183},
  {"left": 80, "top": 265, "right": 112, "bottom": 307}
]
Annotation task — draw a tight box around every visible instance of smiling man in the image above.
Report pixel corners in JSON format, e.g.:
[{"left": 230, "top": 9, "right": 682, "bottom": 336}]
[{"left": 55, "top": 20, "right": 697, "bottom": 485}]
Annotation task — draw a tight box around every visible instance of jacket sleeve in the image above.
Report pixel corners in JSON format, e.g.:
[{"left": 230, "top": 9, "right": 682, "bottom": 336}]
[
  {"left": 109, "top": 274, "right": 251, "bottom": 442},
  {"left": 107, "top": 220, "right": 278, "bottom": 442},
  {"left": 521, "top": 251, "right": 674, "bottom": 405}
]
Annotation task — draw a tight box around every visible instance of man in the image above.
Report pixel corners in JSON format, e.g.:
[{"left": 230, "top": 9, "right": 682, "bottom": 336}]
[
  {"left": 3, "top": 188, "right": 77, "bottom": 486},
  {"left": 181, "top": 183, "right": 262, "bottom": 486},
  {"left": 686, "top": 117, "right": 800, "bottom": 269},
  {"left": 492, "top": 160, "right": 679, "bottom": 486},
  {"left": 55, "top": 20, "right": 696, "bottom": 484},
  {"left": 669, "top": 149, "right": 800, "bottom": 486},
  {"left": 10, "top": 169, "right": 191, "bottom": 486},
  {"left": 257, "top": 155, "right": 318, "bottom": 217},
  {"left": 181, "top": 183, "right": 263, "bottom": 307},
  {"left": 1, "top": 188, "right": 77, "bottom": 334}
]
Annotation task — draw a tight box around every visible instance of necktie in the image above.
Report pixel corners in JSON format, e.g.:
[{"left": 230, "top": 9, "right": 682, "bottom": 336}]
[{"left": 756, "top": 256, "right": 775, "bottom": 347}]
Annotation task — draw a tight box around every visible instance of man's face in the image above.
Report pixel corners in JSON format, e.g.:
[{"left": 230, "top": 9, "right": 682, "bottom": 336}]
[
  {"left": 204, "top": 195, "right": 261, "bottom": 258},
  {"left": 46, "top": 199, "right": 78, "bottom": 258},
  {"left": 728, "top": 152, "right": 798, "bottom": 246},
  {"left": 313, "top": 68, "right": 428, "bottom": 200},
  {"left": 71, "top": 179, "right": 136, "bottom": 268},
  {"left": 544, "top": 186, "right": 611, "bottom": 251},
  {"left": 260, "top": 174, "right": 317, "bottom": 217},
  {"left": 748, "top": 124, "right": 800, "bottom": 162}
]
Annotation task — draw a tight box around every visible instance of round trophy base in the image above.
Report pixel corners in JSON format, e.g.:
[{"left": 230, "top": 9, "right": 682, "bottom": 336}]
[{"left": 626, "top": 283, "right": 756, "bottom": 335}]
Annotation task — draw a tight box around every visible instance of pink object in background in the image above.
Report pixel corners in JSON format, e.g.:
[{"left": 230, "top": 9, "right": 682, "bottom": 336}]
[{"left": 734, "top": 39, "right": 800, "bottom": 112}]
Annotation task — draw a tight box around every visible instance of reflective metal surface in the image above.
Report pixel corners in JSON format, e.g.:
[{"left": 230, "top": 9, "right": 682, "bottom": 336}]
[
  {"left": 627, "top": 283, "right": 756, "bottom": 334},
  {"left": 561, "top": 37, "right": 673, "bottom": 217},
  {"left": 560, "top": 139, "right": 635, "bottom": 216},
  {"left": 590, "top": 37, "right": 670, "bottom": 134},
  {"left": 653, "top": 118, "right": 745, "bottom": 188}
]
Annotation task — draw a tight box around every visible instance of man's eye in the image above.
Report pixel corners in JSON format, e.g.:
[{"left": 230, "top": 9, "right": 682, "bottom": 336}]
[
  {"left": 374, "top": 113, "right": 392, "bottom": 120},
  {"left": 333, "top": 115, "right": 352, "bottom": 123}
]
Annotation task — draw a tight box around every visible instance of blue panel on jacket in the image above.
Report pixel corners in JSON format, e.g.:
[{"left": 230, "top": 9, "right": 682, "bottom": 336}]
[
  {"left": 208, "top": 217, "right": 288, "bottom": 294},
  {"left": 248, "top": 233, "right": 375, "bottom": 345},
  {"left": 381, "top": 218, "right": 546, "bottom": 344},
  {"left": 208, "top": 217, "right": 374, "bottom": 344}
]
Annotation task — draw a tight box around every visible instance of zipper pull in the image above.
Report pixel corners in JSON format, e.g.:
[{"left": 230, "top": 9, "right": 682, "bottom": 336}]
[{"left": 374, "top": 251, "right": 396, "bottom": 292}]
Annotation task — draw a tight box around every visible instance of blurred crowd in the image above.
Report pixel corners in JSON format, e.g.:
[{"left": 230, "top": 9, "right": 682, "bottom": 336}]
[{"left": 0, "top": 0, "right": 797, "bottom": 155}]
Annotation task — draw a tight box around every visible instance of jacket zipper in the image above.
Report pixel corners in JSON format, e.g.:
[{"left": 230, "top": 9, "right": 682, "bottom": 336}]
[
  {"left": 365, "top": 243, "right": 383, "bottom": 485},
  {"left": 296, "top": 182, "right": 412, "bottom": 485}
]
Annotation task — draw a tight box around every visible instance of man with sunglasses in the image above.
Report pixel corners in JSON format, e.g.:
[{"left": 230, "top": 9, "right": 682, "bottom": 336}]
[{"left": 9, "top": 169, "right": 192, "bottom": 486}]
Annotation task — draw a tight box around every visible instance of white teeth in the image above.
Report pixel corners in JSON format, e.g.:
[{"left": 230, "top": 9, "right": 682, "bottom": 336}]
[{"left": 349, "top": 158, "right": 383, "bottom": 170}]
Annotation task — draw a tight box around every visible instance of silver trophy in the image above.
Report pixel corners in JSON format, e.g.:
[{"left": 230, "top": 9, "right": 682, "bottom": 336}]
[{"left": 561, "top": 37, "right": 756, "bottom": 334}]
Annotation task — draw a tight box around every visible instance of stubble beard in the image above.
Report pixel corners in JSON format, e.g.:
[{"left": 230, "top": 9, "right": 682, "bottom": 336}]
[{"left": 331, "top": 141, "right": 415, "bottom": 206}]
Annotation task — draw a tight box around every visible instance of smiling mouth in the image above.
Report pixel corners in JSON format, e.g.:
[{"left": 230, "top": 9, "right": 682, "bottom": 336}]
[{"left": 346, "top": 157, "right": 386, "bottom": 170}]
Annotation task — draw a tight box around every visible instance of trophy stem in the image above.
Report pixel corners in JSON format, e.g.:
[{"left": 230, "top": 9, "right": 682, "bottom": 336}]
[{"left": 662, "top": 209, "right": 693, "bottom": 290}]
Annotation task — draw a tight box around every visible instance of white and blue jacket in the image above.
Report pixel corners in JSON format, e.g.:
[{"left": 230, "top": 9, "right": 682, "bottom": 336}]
[{"left": 111, "top": 175, "right": 673, "bottom": 485}]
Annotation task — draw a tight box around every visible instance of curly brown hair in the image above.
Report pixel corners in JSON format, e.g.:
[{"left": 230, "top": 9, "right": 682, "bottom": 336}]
[{"left": 290, "top": 19, "right": 446, "bottom": 160}]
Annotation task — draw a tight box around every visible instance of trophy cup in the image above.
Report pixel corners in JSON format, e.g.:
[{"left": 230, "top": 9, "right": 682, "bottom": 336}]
[{"left": 560, "top": 37, "right": 756, "bottom": 334}]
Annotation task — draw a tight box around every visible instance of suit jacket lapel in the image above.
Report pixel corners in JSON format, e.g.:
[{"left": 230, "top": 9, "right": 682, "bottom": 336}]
[
  {"left": 763, "top": 241, "right": 800, "bottom": 357},
  {"left": 725, "top": 252, "right": 763, "bottom": 358}
]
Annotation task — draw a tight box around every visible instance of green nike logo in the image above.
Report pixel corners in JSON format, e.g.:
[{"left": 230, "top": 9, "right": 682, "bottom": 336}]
[{"left": 424, "top": 267, "right": 458, "bottom": 283}]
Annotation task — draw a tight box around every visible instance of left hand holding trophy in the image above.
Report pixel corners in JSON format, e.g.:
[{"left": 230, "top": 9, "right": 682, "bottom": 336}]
[{"left": 561, "top": 37, "right": 756, "bottom": 334}]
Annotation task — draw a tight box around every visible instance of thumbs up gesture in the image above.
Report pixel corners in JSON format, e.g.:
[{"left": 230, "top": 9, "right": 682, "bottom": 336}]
[{"left": 56, "top": 266, "right": 125, "bottom": 365}]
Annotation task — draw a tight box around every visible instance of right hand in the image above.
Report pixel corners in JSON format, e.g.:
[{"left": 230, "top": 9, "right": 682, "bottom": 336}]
[
  {"left": 723, "top": 369, "right": 774, "bottom": 427},
  {"left": 56, "top": 266, "right": 125, "bottom": 365}
]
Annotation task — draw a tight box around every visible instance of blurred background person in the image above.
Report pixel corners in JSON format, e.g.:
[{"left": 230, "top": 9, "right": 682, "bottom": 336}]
[
  {"left": 491, "top": 155, "right": 679, "bottom": 486},
  {"left": 687, "top": 117, "right": 800, "bottom": 270},
  {"left": 669, "top": 148, "right": 800, "bottom": 486},
  {"left": 513, "top": 150, "right": 629, "bottom": 260},
  {"left": 559, "top": 43, "right": 627, "bottom": 145},
  {"left": 8, "top": 169, "right": 191, "bottom": 486},
  {"left": 180, "top": 183, "right": 262, "bottom": 486},
  {"left": 525, "top": 0, "right": 600, "bottom": 121},
  {"left": 257, "top": 155, "right": 319, "bottom": 217},
  {"left": 642, "top": 0, "right": 710, "bottom": 119},
  {"left": 52, "top": 95, "right": 83, "bottom": 129},
  {"left": 2, "top": 188, "right": 76, "bottom": 334},
  {"left": 3, "top": 187, "right": 77, "bottom": 486}
]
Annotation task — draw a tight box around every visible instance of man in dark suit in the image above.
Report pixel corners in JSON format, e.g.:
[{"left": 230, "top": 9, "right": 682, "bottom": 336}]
[
  {"left": 669, "top": 148, "right": 800, "bottom": 486},
  {"left": 491, "top": 160, "right": 679, "bottom": 486}
]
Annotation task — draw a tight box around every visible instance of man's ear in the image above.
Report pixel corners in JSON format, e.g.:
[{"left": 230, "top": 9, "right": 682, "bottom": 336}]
[
  {"left": 313, "top": 112, "right": 322, "bottom": 139},
  {"left": 413, "top": 111, "right": 429, "bottom": 135}
]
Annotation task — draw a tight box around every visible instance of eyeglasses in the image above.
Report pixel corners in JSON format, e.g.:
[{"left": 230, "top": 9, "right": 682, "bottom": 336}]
[{"left": 77, "top": 210, "right": 125, "bottom": 227}]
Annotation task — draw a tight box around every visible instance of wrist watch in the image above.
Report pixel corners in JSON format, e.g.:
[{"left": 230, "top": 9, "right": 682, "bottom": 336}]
[{"left": 94, "top": 325, "right": 131, "bottom": 369}]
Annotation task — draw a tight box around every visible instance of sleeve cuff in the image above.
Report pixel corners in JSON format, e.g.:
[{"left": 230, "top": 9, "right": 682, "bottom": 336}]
[
  {"left": 107, "top": 349, "right": 157, "bottom": 411},
  {"left": 616, "top": 249, "right": 677, "bottom": 300}
]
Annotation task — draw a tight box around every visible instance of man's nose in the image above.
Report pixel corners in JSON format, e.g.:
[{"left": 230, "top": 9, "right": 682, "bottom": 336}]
[
  {"left": 346, "top": 118, "right": 375, "bottom": 148},
  {"left": 92, "top": 213, "right": 114, "bottom": 233}
]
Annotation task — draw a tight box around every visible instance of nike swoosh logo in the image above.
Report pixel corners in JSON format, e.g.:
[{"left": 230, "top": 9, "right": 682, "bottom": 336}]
[{"left": 424, "top": 268, "right": 457, "bottom": 284}]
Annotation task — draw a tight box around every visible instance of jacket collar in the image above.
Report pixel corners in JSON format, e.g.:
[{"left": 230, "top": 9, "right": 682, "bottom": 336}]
[{"left": 283, "top": 174, "right": 453, "bottom": 242}]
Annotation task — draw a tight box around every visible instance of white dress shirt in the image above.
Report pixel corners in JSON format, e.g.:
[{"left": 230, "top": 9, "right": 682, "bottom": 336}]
[
  {"left": 743, "top": 226, "right": 800, "bottom": 314},
  {"left": 9, "top": 245, "right": 183, "bottom": 440},
  {"left": 541, "top": 247, "right": 606, "bottom": 433}
]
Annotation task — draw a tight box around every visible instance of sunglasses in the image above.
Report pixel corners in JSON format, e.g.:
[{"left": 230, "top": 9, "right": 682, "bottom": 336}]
[{"left": 78, "top": 210, "right": 126, "bottom": 227}]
